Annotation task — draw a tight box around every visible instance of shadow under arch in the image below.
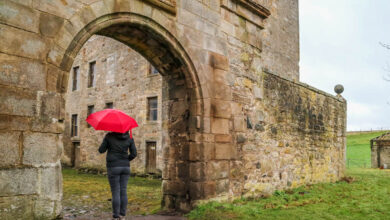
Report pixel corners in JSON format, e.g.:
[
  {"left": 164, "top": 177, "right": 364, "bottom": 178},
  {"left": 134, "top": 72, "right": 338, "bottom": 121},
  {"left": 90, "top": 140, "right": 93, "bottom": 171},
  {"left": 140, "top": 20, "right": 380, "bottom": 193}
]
[{"left": 59, "top": 12, "right": 205, "bottom": 212}]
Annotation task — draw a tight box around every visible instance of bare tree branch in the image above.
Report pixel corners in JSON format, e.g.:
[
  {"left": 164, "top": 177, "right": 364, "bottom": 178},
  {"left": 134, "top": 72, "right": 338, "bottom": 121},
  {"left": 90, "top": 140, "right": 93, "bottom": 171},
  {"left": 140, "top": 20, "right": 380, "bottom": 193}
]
[{"left": 380, "top": 42, "right": 390, "bottom": 50}]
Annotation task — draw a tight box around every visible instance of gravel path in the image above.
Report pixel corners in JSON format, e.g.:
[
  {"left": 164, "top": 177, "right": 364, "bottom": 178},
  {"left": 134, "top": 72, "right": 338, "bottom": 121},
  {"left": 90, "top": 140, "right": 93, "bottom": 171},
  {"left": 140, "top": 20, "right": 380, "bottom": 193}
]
[{"left": 63, "top": 208, "right": 187, "bottom": 220}]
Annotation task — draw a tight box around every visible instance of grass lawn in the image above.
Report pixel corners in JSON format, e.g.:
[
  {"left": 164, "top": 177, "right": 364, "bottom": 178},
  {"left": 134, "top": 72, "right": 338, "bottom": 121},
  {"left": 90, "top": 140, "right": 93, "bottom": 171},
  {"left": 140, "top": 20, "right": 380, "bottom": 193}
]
[
  {"left": 187, "top": 169, "right": 390, "bottom": 220},
  {"left": 62, "top": 168, "right": 162, "bottom": 215},
  {"left": 346, "top": 131, "right": 388, "bottom": 168}
]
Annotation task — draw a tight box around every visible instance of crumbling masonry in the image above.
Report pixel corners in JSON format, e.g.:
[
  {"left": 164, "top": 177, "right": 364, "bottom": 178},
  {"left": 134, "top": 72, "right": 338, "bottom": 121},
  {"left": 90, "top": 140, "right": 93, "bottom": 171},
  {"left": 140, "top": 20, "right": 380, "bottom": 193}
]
[{"left": 0, "top": 0, "right": 346, "bottom": 219}]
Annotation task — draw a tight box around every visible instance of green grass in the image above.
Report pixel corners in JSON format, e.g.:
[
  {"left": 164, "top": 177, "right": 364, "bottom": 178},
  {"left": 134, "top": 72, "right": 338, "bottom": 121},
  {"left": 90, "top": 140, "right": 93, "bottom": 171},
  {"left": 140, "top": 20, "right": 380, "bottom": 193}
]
[
  {"left": 187, "top": 169, "right": 390, "bottom": 220},
  {"left": 62, "top": 168, "right": 162, "bottom": 215},
  {"left": 346, "top": 131, "right": 388, "bottom": 168}
]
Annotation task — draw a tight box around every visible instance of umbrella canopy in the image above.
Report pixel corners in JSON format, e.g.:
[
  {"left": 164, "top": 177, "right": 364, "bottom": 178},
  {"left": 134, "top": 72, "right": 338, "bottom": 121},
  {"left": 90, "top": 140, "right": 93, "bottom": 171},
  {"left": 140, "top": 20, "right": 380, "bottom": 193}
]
[{"left": 86, "top": 109, "right": 138, "bottom": 134}]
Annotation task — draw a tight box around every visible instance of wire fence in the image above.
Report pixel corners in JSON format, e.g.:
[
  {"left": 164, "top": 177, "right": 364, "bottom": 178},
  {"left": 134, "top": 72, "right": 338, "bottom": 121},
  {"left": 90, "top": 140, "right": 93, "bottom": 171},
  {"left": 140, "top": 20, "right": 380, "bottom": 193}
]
[
  {"left": 347, "top": 128, "right": 390, "bottom": 134},
  {"left": 346, "top": 159, "right": 371, "bottom": 168}
]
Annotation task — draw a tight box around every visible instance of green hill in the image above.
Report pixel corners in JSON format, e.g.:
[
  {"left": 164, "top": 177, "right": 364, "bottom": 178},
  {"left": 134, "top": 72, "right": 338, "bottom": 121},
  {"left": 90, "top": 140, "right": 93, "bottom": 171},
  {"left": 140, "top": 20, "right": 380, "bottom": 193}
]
[{"left": 346, "top": 131, "right": 389, "bottom": 168}]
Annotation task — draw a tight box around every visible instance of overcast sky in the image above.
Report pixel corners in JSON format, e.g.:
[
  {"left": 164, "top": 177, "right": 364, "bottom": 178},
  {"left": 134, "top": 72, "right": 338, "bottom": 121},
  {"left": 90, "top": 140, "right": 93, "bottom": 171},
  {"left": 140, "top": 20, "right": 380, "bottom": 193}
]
[{"left": 299, "top": 0, "right": 390, "bottom": 131}]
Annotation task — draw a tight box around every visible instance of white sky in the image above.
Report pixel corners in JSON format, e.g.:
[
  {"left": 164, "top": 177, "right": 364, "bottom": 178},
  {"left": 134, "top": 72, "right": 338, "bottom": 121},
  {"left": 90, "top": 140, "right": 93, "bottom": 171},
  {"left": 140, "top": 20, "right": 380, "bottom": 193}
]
[{"left": 299, "top": 0, "right": 390, "bottom": 131}]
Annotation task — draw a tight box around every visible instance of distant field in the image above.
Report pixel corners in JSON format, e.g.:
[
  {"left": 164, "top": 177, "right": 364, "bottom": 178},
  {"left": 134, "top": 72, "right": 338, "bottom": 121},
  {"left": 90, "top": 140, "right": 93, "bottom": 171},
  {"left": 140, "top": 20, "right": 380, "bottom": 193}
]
[{"left": 346, "top": 131, "right": 389, "bottom": 168}]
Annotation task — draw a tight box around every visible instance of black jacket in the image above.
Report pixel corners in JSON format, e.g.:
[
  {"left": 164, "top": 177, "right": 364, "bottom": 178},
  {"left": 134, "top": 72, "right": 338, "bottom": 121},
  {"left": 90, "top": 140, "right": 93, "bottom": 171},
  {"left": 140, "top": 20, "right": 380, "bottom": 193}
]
[{"left": 98, "top": 132, "right": 137, "bottom": 168}]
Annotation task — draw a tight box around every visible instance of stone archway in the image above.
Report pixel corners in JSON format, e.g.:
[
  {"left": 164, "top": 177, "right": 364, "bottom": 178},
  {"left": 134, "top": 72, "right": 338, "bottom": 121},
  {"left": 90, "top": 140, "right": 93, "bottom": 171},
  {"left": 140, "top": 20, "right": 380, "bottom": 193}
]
[
  {"left": 60, "top": 12, "right": 205, "bottom": 212},
  {"left": 0, "top": 1, "right": 347, "bottom": 219}
]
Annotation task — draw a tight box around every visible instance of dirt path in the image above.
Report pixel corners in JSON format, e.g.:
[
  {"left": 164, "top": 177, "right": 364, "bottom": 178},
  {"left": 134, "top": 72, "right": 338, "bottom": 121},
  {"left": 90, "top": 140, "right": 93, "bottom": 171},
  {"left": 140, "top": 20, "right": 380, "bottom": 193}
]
[{"left": 63, "top": 210, "right": 187, "bottom": 220}]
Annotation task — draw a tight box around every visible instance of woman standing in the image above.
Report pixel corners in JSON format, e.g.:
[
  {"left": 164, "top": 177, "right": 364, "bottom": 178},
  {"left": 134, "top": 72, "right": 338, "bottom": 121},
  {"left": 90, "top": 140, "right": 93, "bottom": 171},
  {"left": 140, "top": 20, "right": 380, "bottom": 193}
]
[{"left": 99, "top": 131, "right": 137, "bottom": 220}]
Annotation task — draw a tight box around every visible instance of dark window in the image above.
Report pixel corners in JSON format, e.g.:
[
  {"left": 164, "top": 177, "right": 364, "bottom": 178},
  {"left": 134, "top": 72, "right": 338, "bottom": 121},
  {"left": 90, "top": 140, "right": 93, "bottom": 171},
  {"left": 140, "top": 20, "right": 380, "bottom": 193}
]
[
  {"left": 105, "top": 102, "right": 114, "bottom": 109},
  {"left": 149, "top": 65, "right": 159, "bottom": 75},
  {"left": 88, "top": 61, "right": 96, "bottom": 88},
  {"left": 146, "top": 141, "right": 157, "bottom": 173},
  {"left": 147, "top": 97, "right": 158, "bottom": 121},
  {"left": 87, "top": 105, "right": 94, "bottom": 128},
  {"left": 71, "top": 114, "right": 78, "bottom": 137},
  {"left": 72, "top": 66, "right": 79, "bottom": 91}
]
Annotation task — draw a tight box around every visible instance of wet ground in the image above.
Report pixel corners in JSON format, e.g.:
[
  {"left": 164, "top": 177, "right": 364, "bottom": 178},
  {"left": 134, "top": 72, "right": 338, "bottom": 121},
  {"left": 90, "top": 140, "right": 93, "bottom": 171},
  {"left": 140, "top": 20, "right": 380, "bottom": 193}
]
[{"left": 62, "top": 207, "right": 186, "bottom": 220}]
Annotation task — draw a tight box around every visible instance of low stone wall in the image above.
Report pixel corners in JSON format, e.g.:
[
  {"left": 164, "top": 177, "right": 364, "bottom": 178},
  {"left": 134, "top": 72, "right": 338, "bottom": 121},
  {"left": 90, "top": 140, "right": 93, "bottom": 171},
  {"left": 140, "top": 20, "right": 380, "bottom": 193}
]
[{"left": 230, "top": 71, "right": 346, "bottom": 198}]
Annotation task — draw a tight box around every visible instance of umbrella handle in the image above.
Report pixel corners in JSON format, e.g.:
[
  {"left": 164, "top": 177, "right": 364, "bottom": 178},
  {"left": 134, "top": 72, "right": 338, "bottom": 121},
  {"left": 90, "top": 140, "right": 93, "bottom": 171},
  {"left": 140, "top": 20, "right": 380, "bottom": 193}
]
[{"left": 130, "top": 129, "right": 133, "bottom": 139}]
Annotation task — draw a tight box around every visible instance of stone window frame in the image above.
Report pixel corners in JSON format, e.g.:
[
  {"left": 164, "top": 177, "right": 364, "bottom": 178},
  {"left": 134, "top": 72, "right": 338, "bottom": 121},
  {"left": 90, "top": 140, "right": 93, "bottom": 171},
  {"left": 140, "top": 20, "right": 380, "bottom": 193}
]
[
  {"left": 105, "top": 102, "right": 114, "bottom": 109},
  {"left": 87, "top": 61, "right": 96, "bottom": 88},
  {"left": 147, "top": 96, "right": 158, "bottom": 121},
  {"left": 71, "top": 114, "right": 78, "bottom": 137},
  {"left": 72, "top": 66, "right": 80, "bottom": 91}
]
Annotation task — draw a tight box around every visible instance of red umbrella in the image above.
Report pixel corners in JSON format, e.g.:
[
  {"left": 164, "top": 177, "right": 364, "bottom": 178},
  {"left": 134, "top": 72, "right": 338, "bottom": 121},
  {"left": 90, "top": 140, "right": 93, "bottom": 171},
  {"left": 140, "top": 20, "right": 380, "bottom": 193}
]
[{"left": 86, "top": 109, "right": 138, "bottom": 135}]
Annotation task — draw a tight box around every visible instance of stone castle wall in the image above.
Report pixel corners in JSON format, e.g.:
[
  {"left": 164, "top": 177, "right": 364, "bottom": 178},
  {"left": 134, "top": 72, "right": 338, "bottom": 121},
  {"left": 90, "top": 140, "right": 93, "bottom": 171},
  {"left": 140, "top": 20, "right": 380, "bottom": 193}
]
[
  {"left": 63, "top": 35, "right": 165, "bottom": 174},
  {"left": 0, "top": 0, "right": 347, "bottom": 218}
]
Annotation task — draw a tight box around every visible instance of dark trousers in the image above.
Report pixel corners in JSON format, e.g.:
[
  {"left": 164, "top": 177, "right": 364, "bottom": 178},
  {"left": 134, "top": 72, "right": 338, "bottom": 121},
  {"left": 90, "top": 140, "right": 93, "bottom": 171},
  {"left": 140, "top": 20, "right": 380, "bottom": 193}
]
[{"left": 107, "top": 166, "right": 130, "bottom": 218}]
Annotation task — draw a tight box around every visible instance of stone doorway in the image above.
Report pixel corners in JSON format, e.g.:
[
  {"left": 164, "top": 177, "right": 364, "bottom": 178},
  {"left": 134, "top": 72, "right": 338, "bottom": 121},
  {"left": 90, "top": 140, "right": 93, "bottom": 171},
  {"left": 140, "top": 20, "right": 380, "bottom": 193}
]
[
  {"left": 146, "top": 141, "right": 158, "bottom": 174},
  {"left": 59, "top": 13, "right": 205, "bottom": 212}
]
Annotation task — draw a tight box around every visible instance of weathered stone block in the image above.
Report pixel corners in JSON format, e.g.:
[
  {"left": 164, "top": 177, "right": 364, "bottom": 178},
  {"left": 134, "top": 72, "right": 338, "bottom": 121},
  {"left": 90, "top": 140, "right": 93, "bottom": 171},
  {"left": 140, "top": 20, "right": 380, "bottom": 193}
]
[
  {"left": 233, "top": 116, "right": 246, "bottom": 132},
  {"left": 211, "top": 118, "right": 230, "bottom": 134},
  {"left": 189, "top": 142, "right": 215, "bottom": 161},
  {"left": 46, "top": 65, "right": 64, "bottom": 92},
  {"left": 0, "top": 115, "right": 31, "bottom": 131},
  {"left": 212, "top": 84, "right": 232, "bottom": 100},
  {"left": 189, "top": 162, "right": 205, "bottom": 181},
  {"left": 204, "top": 181, "right": 216, "bottom": 198},
  {"left": 0, "top": 168, "right": 39, "bottom": 196},
  {"left": 39, "top": 12, "right": 64, "bottom": 37},
  {"left": 30, "top": 118, "right": 63, "bottom": 134},
  {"left": 215, "top": 143, "right": 233, "bottom": 160},
  {"left": 0, "top": 85, "right": 36, "bottom": 117},
  {"left": 23, "top": 132, "right": 62, "bottom": 166},
  {"left": 209, "top": 51, "right": 229, "bottom": 71},
  {"left": 214, "top": 69, "right": 234, "bottom": 86},
  {"left": 36, "top": 91, "right": 62, "bottom": 119},
  {"left": 253, "top": 85, "right": 263, "bottom": 99},
  {"left": 32, "top": 0, "right": 83, "bottom": 19},
  {"left": 0, "top": 24, "right": 48, "bottom": 60},
  {"left": 0, "top": 131, "right": 20, "bottom": 167},
  {"left": 0, "top": 1, "right": 39, "bottom": 33},
  {"left": 207, "top": 161, "right": 229, "bottom": 180},
  {"left": 33, "top": 199, "right": 58, "bottom": 220},
  {"left": 0, "top": 53, "right": 46, "bottom": 90},
  {"left": 0, "top": 195, "right": 35, "bottom": 220},
  {"left": 162, "top": 180, "right": 185, "bottom": 195},
  {"left": 215, "top": 134, "right": 232, "bottom": 143},
  {"left": 216, "top": 179, "right": 229, "bottom": 194},
  {"left": 211, "top": 99, "right": 232, "bottom": 118},
  {"left": 189, "top": 181, "right": 204, "bottom": 199},
  {"left": 40, "top": 165, "right": 62, "bottom": 200}
]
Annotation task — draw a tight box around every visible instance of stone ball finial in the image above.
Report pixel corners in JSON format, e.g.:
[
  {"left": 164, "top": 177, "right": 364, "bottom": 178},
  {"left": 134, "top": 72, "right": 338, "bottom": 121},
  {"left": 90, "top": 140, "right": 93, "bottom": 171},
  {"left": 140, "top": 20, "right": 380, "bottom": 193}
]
[{"left": 334, "top": 84, "right": 344, "bottom": 95}]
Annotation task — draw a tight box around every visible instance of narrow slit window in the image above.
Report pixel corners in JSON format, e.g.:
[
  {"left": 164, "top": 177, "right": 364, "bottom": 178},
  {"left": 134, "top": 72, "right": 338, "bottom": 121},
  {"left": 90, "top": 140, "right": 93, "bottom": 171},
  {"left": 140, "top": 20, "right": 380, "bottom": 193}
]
[
  {"left": 88, "top": 61, "right": 96, "bottom": 88},
  {"left": 71, "top": 114, "right": 78, "bottom": 137},
  {"left": 147, "top": 97, "right": 158, "bottom": 121},
  {"left": 72, "top": 66, "right": 79, "bottom": 91}
]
